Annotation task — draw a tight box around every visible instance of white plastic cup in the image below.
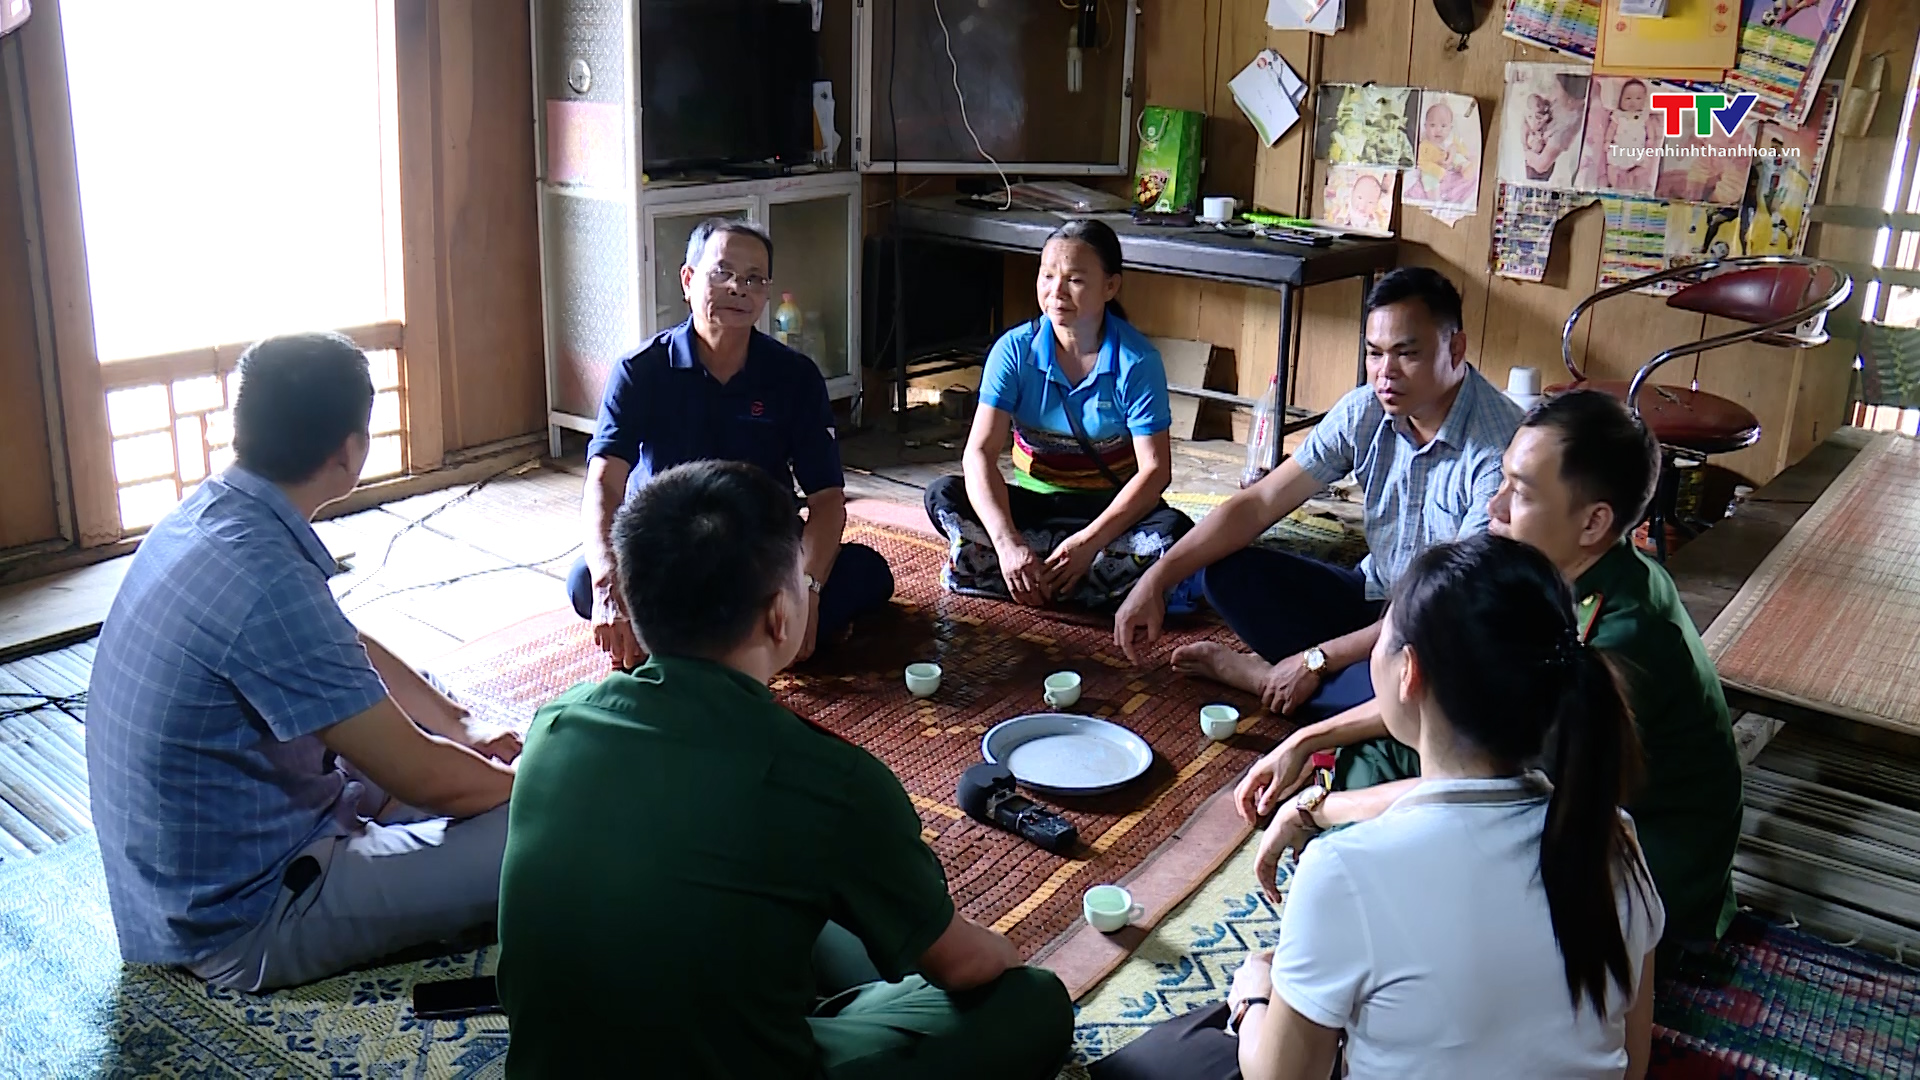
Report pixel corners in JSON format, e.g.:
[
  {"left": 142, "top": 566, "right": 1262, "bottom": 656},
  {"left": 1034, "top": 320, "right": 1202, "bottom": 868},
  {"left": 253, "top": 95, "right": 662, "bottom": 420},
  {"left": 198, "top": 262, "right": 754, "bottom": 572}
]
[
  {"left": 1200, "top": 704, "right": 1241, "bottom": 741},
  {"left": 1084, "top": 884, "right": 1145, "bottom": 933},
  {"left": 905, "top": 662, "right": 942, "bottom": 698},
  {"left": 1043, "top": 671, "right": 1082, "bottom": 709},
  {"left": 1506, "top": 367, "right": 1543, "bottom": 412},
  {"left": 1200, "top": 196, "right": 1239, "bottom": 223}
]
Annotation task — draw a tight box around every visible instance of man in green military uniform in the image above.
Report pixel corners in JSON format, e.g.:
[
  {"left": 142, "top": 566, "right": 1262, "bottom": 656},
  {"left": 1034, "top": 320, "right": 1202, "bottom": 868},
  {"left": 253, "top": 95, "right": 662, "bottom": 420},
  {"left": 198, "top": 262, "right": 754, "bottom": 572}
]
[
  {"left": 496, "top": 460, "right": 1073, "bottom": 1078},
  {"left": 1236, "top": 389, "right": 1742, "bottom": 948}
]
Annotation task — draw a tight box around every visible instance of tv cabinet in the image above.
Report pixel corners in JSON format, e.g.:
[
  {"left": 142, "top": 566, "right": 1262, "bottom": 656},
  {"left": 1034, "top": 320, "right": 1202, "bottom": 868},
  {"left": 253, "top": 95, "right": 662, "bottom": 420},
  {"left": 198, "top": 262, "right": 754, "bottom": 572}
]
[{"left": 530, "top": 0, "right": 863, "bottom": 457}]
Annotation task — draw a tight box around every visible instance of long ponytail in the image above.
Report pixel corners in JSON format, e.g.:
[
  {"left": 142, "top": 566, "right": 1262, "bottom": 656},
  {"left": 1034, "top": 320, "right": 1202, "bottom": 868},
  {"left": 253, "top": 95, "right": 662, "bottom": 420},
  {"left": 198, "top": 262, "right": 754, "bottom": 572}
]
[
  {"left": 1385, "top": 534, "right": 1648, "bottom": 1019},
  {"left": 1542, "top": 640, "right": 1647, "bottom": 1017}
]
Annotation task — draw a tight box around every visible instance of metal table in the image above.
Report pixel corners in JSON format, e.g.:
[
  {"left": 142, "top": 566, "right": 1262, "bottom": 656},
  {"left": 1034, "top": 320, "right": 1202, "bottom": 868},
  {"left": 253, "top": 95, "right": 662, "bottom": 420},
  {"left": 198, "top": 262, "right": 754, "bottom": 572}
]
[{"left": 888, "top": 198, "right": 1400, "bottom": 459}]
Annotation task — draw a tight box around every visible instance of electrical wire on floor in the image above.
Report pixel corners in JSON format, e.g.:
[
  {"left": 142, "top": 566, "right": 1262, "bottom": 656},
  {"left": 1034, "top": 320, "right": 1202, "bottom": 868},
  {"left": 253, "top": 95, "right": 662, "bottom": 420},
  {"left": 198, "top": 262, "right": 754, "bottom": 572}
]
[
  {"left": 332, "top": 457, "right": 545, "bottom": 604},
  {"left": 931, "top": 0, "right": 1011, "bottom": 210},
  {"left": 341, "top": 544, "right": 583, "bottom": 615},
  {"left": 0, "top": 690, "right": 87, "bottom": 724}
]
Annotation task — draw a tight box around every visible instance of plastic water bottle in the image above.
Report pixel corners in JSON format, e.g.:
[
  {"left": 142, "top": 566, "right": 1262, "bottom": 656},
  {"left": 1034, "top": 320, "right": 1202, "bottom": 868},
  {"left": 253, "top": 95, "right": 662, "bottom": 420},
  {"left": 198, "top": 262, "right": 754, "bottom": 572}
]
[
  {"left": 1241, "top": 372, "right": 1281, "bottom": 488},
  {"left": 773, "top": 293, "right": 803, "bottom": 346}
]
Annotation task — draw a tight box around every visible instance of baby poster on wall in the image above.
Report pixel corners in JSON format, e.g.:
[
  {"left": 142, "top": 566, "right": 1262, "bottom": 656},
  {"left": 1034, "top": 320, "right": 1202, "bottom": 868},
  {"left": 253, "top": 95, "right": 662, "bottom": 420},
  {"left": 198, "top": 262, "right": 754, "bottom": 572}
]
[
  {"left": 1498, "top": 62, "right": 1590, "bottom": 191},
  {"left": 1314, "top": 84, "right": 1419, "bottom": 168},
  {"left": 1575, "top": 76, "right": 1659, "bottom": 196},
  {"left": 1324, "top": 165, "right": 1397, "bottom": 234},
  {"left": 1655, "top": 114, "right": 1758, "bottom": 206},
  {"left": 1405, "top": 92, "right": 1482, "bottom": 217}
]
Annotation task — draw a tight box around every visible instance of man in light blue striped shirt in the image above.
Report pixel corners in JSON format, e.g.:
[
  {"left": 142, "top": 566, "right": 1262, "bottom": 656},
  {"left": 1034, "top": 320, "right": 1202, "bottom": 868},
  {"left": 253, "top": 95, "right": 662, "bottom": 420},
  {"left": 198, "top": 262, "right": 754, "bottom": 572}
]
[
  {"left": 88, "top": 333, "right": 519, "bottom": 992},
  {"left": 1115, "top": 269, "right": 1524, "bottom": 728}
]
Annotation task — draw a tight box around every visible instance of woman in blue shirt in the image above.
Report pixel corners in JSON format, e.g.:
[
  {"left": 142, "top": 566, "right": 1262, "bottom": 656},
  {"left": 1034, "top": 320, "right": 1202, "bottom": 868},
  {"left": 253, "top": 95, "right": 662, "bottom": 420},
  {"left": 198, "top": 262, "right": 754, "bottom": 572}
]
[{"left": 924, "top": 220, "right": 1192, "bottom": 609}]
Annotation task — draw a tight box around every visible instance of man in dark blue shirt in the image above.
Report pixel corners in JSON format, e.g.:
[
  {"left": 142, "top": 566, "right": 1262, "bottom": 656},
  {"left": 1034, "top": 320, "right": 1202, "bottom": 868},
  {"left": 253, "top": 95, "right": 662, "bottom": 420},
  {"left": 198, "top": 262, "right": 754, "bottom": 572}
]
[{"left": 567, "top": 219, "right": 894, "bottom": 667}]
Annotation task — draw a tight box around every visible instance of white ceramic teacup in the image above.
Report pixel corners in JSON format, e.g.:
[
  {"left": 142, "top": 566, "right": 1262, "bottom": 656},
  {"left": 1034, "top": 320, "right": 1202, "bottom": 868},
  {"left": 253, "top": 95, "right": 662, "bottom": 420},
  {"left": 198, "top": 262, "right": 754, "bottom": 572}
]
[
  {"left": 1043, "top": 671, "right": 1082, "bottom": 709},
  {"left": 1200, "top": 195, "right": 1239, "bottom": 223},
  {"left": 905, "top": 662, "right": 942, "bottom": 698},
  {"left": 1084, "top": 884, "right": 1145, "bottom": 933},
  {"left": 1200, "top": 704, "right": 1241, "bottom": 741}
]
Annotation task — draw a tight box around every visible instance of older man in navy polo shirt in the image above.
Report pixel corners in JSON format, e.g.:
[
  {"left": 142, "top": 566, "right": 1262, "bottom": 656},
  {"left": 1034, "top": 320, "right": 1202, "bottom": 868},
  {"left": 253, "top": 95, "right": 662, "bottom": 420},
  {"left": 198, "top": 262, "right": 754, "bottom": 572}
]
[{"left": 567, "top": 219, "right": 894, "bottom": 668}]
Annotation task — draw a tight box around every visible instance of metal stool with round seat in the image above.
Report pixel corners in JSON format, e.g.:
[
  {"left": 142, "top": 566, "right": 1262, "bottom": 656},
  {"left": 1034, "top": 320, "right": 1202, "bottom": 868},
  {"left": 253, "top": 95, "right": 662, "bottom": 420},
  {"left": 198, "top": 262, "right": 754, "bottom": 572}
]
[{"left": 1554, "top": 255, "right": 1852, "bottom": 561}]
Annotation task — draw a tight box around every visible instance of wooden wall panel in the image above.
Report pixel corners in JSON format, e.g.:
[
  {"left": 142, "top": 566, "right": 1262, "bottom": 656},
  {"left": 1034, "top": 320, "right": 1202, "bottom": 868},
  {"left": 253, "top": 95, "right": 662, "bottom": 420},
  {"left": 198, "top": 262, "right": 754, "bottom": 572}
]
[
  {"left": 0, "top": 71, "right": 60, "bottom": 551},
  {"left": 429, "top": 0, "right": 545, "bottom": 453}
]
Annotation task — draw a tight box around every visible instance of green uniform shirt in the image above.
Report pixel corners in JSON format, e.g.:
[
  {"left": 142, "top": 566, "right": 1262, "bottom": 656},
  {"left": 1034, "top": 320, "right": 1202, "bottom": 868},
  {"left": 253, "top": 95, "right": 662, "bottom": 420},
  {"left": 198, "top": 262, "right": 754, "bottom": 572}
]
[
  {"left": 1576, "top": 541, "right": 1743, "bottom": 945},
  {"left": 496, "top": 656, "right": 955, "bottom": 1078}
]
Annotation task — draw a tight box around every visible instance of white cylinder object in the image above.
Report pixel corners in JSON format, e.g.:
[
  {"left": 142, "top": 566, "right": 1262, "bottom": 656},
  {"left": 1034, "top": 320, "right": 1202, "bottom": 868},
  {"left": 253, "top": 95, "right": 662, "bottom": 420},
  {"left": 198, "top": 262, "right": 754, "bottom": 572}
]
[
  {"left": 1506, "top": 366, "right": 1542, "bottom": 411},
  {"left": 1200, "top": 196, "right": 1238, "bottom": 223}
]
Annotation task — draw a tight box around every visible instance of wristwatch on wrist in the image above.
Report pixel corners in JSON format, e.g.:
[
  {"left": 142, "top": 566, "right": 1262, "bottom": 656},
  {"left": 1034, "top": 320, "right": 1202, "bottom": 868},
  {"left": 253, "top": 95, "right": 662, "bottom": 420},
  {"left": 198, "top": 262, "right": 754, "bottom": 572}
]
[
  {"left": 1303, "top": 646, "right": 1328, "bottom": 675},
  {"left": 802, "top": 573, "right": 823, "bottom": 595},
  {"left": 1226, "top": 995, "right": 1271, "bottom": 1036},
  {"left": 1295, "top": 783, "right": 1330, "bottom": 834}
]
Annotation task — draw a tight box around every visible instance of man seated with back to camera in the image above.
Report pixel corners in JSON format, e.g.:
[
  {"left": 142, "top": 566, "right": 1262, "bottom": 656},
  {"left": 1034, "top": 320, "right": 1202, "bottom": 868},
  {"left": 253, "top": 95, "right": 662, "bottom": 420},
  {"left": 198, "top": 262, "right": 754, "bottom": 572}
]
[
  {"left": 1237, "top": 389, "right": 1743, "bottom": 954},
  {"left": 566, "top": 218, "right": 894, "bottom": 670},
  {"left": 500, "top": 460, "right": 1073, "bottom": 1079},
  {"left": 87, "top": 333, "right": 519, "bottom": 992},
  {"left": 1114, "top": 267, "right": 1525, "bottom": 732}
]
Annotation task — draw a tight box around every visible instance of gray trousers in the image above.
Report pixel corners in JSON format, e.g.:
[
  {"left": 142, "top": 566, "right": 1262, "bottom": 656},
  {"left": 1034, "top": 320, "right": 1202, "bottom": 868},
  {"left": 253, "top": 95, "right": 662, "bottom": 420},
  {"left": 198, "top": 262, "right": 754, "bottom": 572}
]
[{"left": 188, "top": 777, "right": 509, "bottom": 993}]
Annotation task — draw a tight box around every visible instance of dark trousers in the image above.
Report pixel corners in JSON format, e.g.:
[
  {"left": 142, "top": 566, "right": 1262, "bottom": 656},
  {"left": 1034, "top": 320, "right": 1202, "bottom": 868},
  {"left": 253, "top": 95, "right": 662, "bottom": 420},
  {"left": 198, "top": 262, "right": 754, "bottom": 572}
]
[
  {"left": 1199, "top": 546, "right": 1385, "bottom": 722},
  {"left": 565, "top": 542, "right": 894, "bottom": 642},
  {"left": 809, "top": 922, "right": 1073, "bottom": 1080},
  {"left": 1088, "top": 1000, "right": 1342, "bottom": 1080},
  {"left": 1087, "top": 1002, "right": 1242, "bottom": 1080},
  {"left": 922, "top": 474, "right": 1193, "bottom": 609}
]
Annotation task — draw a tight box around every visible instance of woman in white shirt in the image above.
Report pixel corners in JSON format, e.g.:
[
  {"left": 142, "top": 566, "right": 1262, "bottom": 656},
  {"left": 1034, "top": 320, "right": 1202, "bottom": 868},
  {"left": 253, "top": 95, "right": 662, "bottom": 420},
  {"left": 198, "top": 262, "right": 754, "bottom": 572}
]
[{"left": 1091, "top": 533, "right": 1663, "bottom": 1080}]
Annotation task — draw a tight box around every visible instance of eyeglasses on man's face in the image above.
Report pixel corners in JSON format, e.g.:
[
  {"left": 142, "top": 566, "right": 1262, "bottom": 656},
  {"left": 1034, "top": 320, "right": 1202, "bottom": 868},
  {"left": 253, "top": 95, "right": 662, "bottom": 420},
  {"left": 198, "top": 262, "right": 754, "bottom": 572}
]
[{"left": 705, "top": 266, "right": 772, "bottom": 292}]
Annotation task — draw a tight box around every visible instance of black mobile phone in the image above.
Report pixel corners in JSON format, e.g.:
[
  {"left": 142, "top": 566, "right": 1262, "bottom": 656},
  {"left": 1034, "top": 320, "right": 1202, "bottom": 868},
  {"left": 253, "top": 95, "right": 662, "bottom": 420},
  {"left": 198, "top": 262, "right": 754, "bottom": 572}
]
[{"left": 412, "top": 975, "right": 501, "bottom": 1020}]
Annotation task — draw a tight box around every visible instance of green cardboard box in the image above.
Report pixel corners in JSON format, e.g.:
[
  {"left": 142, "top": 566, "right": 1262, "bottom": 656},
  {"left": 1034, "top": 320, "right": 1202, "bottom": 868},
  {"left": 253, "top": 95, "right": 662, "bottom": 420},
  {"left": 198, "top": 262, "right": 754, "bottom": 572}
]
[{"left": 1132, "top": 107, "right": 1205, "bottom": 214}]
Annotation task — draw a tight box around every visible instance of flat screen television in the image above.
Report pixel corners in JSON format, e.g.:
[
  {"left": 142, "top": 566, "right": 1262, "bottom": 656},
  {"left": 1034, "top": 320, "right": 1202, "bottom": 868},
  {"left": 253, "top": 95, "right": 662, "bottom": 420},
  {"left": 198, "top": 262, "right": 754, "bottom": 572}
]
[{"left": 639, "top": 0, "right": 816, "bottom": 175}]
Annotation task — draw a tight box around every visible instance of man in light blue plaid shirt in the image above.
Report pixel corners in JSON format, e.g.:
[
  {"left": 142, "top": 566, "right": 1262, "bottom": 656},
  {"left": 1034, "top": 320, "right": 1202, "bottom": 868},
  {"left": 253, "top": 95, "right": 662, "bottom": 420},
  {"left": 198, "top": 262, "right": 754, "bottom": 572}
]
[
  {"left": 1115, "top": 268, "right": 1524, "bottom": 731},
  {"left": 88, "top": 333, "right": 519, "bottom": 992}
]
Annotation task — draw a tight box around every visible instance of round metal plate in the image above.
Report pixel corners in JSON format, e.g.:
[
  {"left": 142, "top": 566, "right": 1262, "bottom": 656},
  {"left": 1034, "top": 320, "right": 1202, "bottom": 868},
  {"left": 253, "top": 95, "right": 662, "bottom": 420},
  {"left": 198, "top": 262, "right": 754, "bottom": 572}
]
[{"left": 980, "top": 713, "right": 1154, "bottom": 796}]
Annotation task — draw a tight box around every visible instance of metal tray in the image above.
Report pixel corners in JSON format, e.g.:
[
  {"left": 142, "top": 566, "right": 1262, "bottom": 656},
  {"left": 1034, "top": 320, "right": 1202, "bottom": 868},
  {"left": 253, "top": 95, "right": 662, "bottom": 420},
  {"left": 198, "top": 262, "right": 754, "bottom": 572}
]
[{"left": 980, "top": 713, "right": 1154, "bottom": 796}]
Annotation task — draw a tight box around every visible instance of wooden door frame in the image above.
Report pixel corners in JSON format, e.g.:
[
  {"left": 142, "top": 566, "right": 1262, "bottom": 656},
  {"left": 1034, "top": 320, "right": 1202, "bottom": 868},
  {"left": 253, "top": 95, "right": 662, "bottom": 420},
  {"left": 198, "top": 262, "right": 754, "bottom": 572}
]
[{"left": 13, "top": 0, "right": 115, "bottom": 547}]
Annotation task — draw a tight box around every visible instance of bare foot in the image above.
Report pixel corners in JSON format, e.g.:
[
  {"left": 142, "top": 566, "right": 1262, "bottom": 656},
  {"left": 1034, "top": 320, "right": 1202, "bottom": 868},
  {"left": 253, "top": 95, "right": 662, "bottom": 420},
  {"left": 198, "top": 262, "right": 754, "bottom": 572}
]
[{"left": 1171, "top": 641, "right": 1274, "bottom": 696}]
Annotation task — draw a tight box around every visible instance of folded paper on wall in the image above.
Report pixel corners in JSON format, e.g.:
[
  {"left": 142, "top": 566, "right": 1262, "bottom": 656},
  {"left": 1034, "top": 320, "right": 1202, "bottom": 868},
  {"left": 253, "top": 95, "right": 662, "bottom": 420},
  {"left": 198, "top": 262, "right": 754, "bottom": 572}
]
[
  {"left": 1230, "top": 50, "right": 1306, "bottom": 148},
  {"left": 1266, "top": 0, "right": 1344, "bottom": 34},
  {"left": 1491, "top": 183, "right": 1600, "bottom": 281}
]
